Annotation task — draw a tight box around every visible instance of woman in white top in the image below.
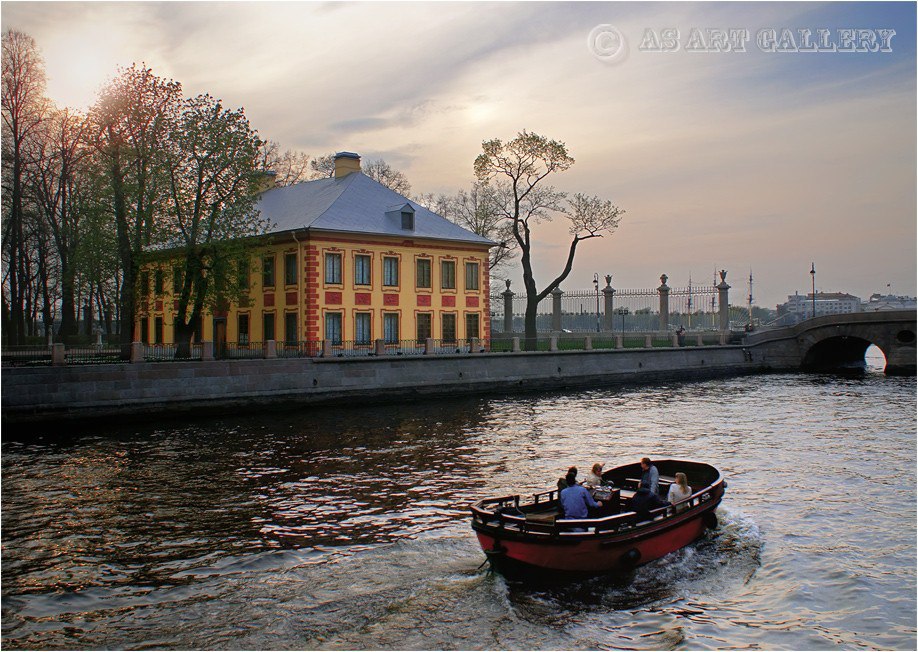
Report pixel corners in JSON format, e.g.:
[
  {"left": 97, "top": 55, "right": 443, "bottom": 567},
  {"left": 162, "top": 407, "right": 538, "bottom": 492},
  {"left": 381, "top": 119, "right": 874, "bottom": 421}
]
[
  {"left": 667, "top": 472, "right": 692, "bottom": 511},
  {"left": 584, "top": 462, "right": 604, "bottom": 487}
]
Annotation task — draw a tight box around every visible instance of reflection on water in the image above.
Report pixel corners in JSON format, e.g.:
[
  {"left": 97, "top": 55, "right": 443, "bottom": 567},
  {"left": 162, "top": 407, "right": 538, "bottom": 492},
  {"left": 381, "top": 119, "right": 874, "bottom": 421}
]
[{"left": 2, "top": 371, "right": 915, "bottom": 650}]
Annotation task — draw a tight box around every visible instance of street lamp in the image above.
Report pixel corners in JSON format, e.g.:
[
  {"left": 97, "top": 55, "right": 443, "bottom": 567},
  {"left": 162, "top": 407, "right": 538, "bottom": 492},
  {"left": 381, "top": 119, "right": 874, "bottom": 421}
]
[
  {"left": 617, "top": 306, "right": 629, "bottom": 333},
  {"left": 810, "top": 262, "right": 816, "bottom": 319},
  {"left": 593, "top": 273, "right": 600, "bottom": 333}
]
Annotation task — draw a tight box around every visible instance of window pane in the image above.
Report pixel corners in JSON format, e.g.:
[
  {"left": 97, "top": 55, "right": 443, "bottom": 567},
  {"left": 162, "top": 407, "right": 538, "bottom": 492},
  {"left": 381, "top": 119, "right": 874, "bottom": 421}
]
[
  {"left": 441, "top": 261, "right": 455, "bottom": 289},
  {"left": 383, "top": 257, "right": 399, "bottom": 286},
  {"left": 442, "top": 313, "right": 456, "bottom": 342},
  {"left": 416, "top": 313, "right": 431, "bottom": 342},
  {"left": 465, "top": 313, "right": 479, "bottom": 339},
  {"left": 416, "top": 259, "right": 431, "bottom": 288},
  {"left": 465, "top": 262, "right": 479, "bottom": 291},
  {"left": 355, "top": 255, "right": 371, "bottom": 285},
  {"left": 263, "top": 313, "right": 275, "bottom": 341},
  {"left": 285, "top": 253, "right": 297, "bottom": 285},
  {"left": 325, "top": 253, "right": 342, "bottom": 284},
  {"left": 238, "top": 314, "right": 250, "bottom": 345},
  {"left": 284, "top": 312, "right": 297, "bottom": 344},
  {"left": 173, "top": 266, "right": 183, "bottom": 294},
  {"left": 263, "top": 256, "right": 275, "bottom": 287},
  {"left": 383, "top": 313, "right": 399, "bottom": 343},
  {"left": 355, "top": 313, "right": 372, "bottom": 344},
  {"left": 325, "top": 312, "right": 342, "bottom": 344},
  {"left": 154, "top": 270, "right": 164, "bottom": 295}
]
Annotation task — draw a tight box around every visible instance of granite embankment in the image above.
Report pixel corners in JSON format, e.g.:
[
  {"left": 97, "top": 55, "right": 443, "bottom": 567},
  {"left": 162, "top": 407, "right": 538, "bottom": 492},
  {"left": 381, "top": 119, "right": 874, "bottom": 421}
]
[{"left": 1, "top": 344, "right": 763, "bottom": 426}]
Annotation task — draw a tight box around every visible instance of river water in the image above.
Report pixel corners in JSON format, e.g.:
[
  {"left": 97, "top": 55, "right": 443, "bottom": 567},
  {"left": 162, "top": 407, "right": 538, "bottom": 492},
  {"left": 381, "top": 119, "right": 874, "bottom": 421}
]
[{"left": 2, "top": 355, "right": 916, "bottom": 650}]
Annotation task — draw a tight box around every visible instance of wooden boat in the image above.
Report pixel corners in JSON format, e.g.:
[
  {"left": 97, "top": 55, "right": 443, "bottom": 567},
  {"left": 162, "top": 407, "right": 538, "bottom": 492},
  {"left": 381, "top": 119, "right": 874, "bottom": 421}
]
[{"left": 470, "top": 459, "right": 725, "bottom": 580}]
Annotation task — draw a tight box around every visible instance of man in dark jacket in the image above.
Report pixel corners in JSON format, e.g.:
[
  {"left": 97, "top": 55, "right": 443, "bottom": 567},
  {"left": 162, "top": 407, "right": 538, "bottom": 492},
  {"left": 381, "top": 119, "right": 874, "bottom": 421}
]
[{"left": 628, "top": 487, "right": 670, "bottom": 521}]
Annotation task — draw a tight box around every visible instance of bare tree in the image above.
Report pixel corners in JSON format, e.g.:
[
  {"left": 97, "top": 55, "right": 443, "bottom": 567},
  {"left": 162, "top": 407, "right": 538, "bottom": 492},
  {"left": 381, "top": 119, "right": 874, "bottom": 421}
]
[
  {"left": 309, "top": 153, "right": 335, "bottom": 179},
  {"left": 258, "top": 140, "right": 312, "bottom": 187},
  {"left": 474, "top": 130, "right": 624, "bottom": 348},
  {"left": 363, "top": 158, "right": 411, "bottom": 195},
  {"left": 2, "top": 29, "right": 49, "bottom": 344},
  {"left": 438, "top": 182, "right": 517, "bottom": 283}
]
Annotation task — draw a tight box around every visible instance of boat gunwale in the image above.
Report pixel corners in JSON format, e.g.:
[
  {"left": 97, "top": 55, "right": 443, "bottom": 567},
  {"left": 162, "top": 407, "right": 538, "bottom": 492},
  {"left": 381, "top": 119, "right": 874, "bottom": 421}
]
[{"left": 470, "top": 459, "right": 724, "bottom": 540}]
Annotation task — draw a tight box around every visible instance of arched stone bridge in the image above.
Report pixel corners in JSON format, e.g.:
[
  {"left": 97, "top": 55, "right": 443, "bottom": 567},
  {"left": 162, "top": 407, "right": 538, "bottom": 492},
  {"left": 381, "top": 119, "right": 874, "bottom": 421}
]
[{"left": 744, "top": 310, "right": 916, "bottom": 376}]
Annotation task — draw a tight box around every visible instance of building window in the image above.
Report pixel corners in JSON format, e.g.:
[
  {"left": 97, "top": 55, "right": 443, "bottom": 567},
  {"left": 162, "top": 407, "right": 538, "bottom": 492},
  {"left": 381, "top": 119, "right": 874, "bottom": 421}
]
[
  {"left": 238, "top": 259, "right": 250, "bottom": 291},
  {"left": 140, "top": 317, "right": 149, "bottom": 344},
  {"left": 284, "top": 253, "right": 297, "bottom": 286},
  {"left": 325, "top": 252, "right": 342, "bottom": 284},
  {"left": 284, "top": 312, "right": 298, "bottom": 345},
  {"left": 355, "top": 312, "right": 372, "bottom": 345},
  {"left": 354, "top": 254, "right": 371, "bottom": 285},
  {"left": 441, "top": 260, "right": 456, "bottom": 290},
  {"left": 416, "top": 313, "right": 432, "bottom": 343},
  {"left": 465, "top": 262, "right": 479, "bottom": 291},
  {"left": 140, "top": 271, "right": 150, "bottom": 298},
  {"left": 263, "top": 255, "right": 275, "bottom": 288},
  {"left": 154, "top": 316, "right": 163, "bottom": 344},
  {"left": 466, "top": 313, "right": 480, "bottom": 340},
  {"left": 172, "top": 266, "right": 183, "bottom": 294},
  {"left": 416, "top": 258, "right": 431, "bottom": 289},
  {"left": 238, "top": 314, "right": 250, "bottom": 345},
  {"left": 263, "top": 312, "right": 275, "bottom": 341},
  {"left": 442, "top": 313, "right": 456, "bottom": 343},
  {"left": 325, "top": 312, "right": 342, "bottom": 345},
  {"left": 401, "top": 210, "right": 414, "bottom": 230},
  {"left": 383, "top": 313, "right": 399, "bottom": 344},
  {"left": 383, "top": 256, "right": 399, "bottom": 287},
  {"left": 154, "top": 269, "right": 164, "bottom": 295}
]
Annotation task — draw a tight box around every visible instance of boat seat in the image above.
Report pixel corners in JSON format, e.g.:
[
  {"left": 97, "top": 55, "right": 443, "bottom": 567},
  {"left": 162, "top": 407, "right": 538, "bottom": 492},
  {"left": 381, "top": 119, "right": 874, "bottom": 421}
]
[{"left": 525, "top": 511, "right": 557, "bottom": 525}]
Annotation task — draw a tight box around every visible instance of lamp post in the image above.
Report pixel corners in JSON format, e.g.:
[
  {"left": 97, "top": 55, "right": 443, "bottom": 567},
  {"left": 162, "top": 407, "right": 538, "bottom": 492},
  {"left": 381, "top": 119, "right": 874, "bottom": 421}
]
[
  {"left": 593, "top": 273, "right": 600, "bottom": 333},
  {"left": 810, "top": 262, "right": 816, "bottom": 319},
  {"left": 617, "top": 306, "right": 629, "bottom": 333}
]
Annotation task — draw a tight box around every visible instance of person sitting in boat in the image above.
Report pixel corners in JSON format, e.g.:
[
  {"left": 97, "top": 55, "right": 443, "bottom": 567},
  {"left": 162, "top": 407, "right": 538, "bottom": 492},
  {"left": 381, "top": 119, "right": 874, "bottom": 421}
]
[
  {"left": 560, "top": 470, "right": 603, "bottom": 520},
  {"left": 639, "top": 457, "right": 659, "bottom": 495},
  {"left": 628, "top": 487, "right": 670, "bottom": 521},
  {"left": 557, "top": 466, "right": 578, "bottom": 492},
  {"left": 584, "top": 463, "right": 605, "bottom": 487},
  {"left": 666, "top": 472, "right": 692, "bottom": 512}
]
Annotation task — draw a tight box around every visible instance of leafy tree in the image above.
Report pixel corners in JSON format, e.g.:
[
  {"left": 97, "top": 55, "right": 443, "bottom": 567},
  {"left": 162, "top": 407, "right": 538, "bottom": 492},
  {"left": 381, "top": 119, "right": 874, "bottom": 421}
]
[
  {"left": 160, "top": 93, "right": 269, "bottom": 357},
  {"left": 474, "top": 130, "right": 624, "bottom": 348},
  {"left": 89, "top": 64, "right": 182, "bottom": 352}
]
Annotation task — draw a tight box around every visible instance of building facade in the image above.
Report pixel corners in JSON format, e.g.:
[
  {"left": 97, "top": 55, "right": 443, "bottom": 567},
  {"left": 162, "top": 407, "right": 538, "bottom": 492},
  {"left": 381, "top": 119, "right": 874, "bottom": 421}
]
[
  {"left": 777, "top": 291, "right": 862, "bottom": 323},
  {"left": 136, "top": 153, "right": 494, "bottom": 351}
]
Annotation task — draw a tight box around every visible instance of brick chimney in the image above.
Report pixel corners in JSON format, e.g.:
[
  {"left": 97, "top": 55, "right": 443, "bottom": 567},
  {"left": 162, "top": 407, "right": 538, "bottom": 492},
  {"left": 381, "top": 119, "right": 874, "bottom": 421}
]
[{"left": 334, "top": 151, "right": 361, "bottom": 178}]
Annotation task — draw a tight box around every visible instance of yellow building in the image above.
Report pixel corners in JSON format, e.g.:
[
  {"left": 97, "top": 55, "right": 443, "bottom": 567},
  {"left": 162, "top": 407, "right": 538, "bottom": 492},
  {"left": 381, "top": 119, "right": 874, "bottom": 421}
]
[{"left": 137, "top": 152, "right": 495, "bottom": 352}]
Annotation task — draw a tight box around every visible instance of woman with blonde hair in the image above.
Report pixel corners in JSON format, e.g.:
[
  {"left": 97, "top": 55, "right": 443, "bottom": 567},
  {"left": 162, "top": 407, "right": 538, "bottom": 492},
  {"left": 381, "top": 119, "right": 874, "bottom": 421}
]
[{"left": 667, "top": 472, "right": 692, "bottom": 511}]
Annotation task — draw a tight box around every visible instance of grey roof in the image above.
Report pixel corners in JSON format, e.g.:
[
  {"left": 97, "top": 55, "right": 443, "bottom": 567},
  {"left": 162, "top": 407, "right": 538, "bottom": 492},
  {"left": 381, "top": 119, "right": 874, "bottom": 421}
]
[{"left": 256, "top": 172, "right": 495, "bottom": 247}]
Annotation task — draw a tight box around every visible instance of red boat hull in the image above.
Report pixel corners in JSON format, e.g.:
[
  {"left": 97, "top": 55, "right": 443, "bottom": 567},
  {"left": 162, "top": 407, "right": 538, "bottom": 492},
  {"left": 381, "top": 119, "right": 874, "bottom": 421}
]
[{"left": 475, "top": 506, "right": 716, "bottom": 578}]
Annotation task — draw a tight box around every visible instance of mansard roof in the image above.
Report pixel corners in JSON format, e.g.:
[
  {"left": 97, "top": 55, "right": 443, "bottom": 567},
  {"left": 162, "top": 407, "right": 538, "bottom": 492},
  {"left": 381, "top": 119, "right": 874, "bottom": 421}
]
[{"left": 256, "top": 172, "right": 494, "bottom": 247}]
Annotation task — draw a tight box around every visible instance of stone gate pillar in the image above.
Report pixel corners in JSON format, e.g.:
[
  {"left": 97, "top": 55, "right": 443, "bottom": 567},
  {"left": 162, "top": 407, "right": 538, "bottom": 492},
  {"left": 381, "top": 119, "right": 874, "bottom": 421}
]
[
  {"left": 717, "top": 270, "right": 731, "bottom": 331},
  {"left": 602, "top": 275, "right": 615, "bottom": 331},
  {"left": 551, "top": 286, "right": 563, "bottom": 332},
  {"left": 502, "top": 280, "right": 514, "bottom": 334},
  {"left": 658, "top": 274, "right": 670, "bottom": 332}
]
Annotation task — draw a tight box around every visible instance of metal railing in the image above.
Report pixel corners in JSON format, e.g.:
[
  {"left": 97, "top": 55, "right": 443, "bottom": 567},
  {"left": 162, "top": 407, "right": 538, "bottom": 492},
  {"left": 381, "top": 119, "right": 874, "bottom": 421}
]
[
  {"left": 1, "top": 345, "right": 54, "bottom": 367},
  {"left": 2, "top": 332, "right": 730, "bottom": 367}
]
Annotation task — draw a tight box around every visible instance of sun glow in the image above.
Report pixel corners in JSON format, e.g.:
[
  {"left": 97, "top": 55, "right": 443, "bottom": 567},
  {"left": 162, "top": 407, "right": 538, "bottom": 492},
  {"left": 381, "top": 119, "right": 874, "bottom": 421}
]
[{"left": 41, "top": 30, "right": 121, "bottom": 110}]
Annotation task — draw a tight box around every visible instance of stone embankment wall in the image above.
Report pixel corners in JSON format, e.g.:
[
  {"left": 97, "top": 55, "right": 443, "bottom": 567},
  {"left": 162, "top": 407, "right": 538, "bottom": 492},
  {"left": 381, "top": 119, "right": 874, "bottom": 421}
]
[{"left": 2, "top": 345, "right": 757, "bottom": 425}]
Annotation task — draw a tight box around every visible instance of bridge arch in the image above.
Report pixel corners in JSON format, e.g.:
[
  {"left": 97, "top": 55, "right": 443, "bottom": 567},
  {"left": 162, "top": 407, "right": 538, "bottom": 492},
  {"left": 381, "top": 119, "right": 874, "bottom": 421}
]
[{"left": 801, "top": 335, "right": 877, "bottom": 372}]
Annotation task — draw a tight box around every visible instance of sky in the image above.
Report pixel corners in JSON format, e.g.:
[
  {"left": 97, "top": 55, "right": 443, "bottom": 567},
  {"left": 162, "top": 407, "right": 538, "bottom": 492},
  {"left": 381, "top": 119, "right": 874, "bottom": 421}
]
[{"left": 2, "top": 0, "right": 915, "bottom": 308}]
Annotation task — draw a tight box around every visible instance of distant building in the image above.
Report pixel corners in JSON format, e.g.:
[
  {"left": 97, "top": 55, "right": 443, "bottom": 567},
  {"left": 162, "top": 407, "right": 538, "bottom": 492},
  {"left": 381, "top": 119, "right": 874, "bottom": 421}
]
[
  {"left": 863, "top": 293, "right": 917, "bottom": 311},
  {"left": 776, "top": 291, "right": 862, "bottom": 324},
  {"left": 136, "top": 152, "right": 495, "bottom": 350}
]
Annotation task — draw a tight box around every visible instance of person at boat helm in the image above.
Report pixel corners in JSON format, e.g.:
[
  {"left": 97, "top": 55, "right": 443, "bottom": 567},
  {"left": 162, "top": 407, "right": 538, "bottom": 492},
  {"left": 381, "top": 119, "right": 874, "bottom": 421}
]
[
  {"left": 560, "top": 470, "right": 603, "bottom": 520},
  {"left": 640, "top": 457, "right": 659, "bottom": 495}
]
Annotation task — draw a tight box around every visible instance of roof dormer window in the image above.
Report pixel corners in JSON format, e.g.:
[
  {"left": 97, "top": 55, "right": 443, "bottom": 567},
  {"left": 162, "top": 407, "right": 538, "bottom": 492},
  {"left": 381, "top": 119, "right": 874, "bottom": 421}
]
[{"left": 401, "top": 209, "right": 414, "bottom": 230}]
